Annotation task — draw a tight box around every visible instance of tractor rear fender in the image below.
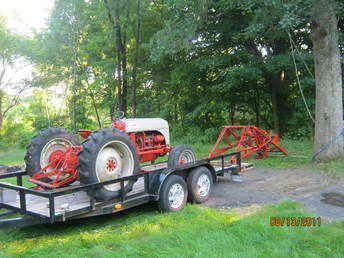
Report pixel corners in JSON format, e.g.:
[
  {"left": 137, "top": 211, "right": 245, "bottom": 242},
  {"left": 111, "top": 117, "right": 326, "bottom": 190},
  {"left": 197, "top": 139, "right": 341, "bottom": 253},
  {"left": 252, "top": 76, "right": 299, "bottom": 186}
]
[{"left": 153, "top": 165, "right": 216, "bottom": 200}]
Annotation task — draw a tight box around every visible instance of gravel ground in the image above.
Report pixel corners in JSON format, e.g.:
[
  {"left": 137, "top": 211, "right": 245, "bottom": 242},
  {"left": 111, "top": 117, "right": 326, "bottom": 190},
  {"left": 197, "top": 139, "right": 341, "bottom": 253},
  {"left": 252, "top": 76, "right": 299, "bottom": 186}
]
[{"left": 204, "top": 168, "right": 344, "bottom": 221}]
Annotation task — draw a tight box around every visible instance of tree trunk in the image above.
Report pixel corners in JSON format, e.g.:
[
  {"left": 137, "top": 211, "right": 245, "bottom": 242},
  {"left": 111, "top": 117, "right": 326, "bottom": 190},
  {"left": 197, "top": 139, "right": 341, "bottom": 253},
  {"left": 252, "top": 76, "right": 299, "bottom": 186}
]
[
  {"left": 254, "top": 87, "right": 260, "bottom": 127},
  {"left": 312, "top": 0, "right": 344, "bottom": 161},
  {"left": 0, "top": 114, "right": 3, "bottom": 131},
  {"left": 270, "top": 80, "right": 280, "bottom": 136},
  {"left": 228, "top": 104, "right": 235, "bottom": 125},
  {"left": 248, "top": 41, "right": 283, "bottom": 135},
  {"left": 132, "top": 0, "right": 141, "bottom": 117},
  {"left": 0, "top": 92, "right": 3, "bottom": 132},
  {"left": 119, "top": 3, "right": 130, "bottom": 117},
  {"left": 72, "top": 50, "right": 78, "bottom": 131},
  {"left": 104, "top": 0, "right": 122, "bottom": 115}
]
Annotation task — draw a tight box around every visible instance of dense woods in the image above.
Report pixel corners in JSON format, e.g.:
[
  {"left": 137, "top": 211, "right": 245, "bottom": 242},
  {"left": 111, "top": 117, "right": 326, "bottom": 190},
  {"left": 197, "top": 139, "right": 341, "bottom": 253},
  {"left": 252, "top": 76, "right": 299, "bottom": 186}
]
[{"left": 0, "top": 0, "right": 343, "bottom": 160}]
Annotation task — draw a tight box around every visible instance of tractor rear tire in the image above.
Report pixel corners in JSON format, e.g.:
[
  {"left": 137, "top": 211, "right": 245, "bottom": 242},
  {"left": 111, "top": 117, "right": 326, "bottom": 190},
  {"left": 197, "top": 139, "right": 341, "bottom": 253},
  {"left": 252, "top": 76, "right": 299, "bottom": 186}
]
[
  {"left": 78, "top": 127, "right": 140, "bottom": 201},
  {"left": 24, "top": 126, "right": 80, "bottom": 183},
  {"left": 167, "top": 144, "right": 196, "bottom": 168}
]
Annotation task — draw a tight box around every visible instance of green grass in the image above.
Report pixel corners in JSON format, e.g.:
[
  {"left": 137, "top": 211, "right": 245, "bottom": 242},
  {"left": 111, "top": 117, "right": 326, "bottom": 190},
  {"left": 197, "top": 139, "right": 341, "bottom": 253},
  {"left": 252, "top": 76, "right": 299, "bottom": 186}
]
[
  {"left": 0, "top": 201, "right": 343, "bottom": 257},
  {"left": 0, "top": 146, "right": 25, "bottom": 165}
]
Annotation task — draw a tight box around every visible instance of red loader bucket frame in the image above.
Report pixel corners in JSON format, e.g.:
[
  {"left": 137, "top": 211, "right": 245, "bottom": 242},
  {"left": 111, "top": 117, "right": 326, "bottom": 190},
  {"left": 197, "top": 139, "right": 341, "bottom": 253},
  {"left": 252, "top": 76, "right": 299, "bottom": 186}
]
[
  {"left": 209, "top": 126, "right": 288, "bottom": 160},
  {"left": 29, "top": 146, "right": 82, "bottom": 189}
]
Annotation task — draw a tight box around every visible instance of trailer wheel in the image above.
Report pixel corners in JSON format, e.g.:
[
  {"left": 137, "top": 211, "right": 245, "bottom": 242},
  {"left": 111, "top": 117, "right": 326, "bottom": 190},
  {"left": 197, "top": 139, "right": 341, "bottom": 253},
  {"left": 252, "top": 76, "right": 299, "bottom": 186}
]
[
  {"left": 167, "top": 144, "right": 196, "bottom": 168},
  {"left": 187, "top": 166, "right": 213, "bottom": 204},
  {"left": 78, "top": 127, "right": 140, "bottom": 201},
  {"left": 24, "top": 127, "right": 80, "bottom": 183},
  {"left": 159, "top": 175, "right": 188, "bottom": 212}
]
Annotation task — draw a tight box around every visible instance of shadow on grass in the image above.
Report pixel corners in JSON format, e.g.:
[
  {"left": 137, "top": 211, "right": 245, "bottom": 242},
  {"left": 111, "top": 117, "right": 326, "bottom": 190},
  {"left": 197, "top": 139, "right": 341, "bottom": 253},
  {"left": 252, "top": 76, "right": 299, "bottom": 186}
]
[{"left": 1, "top": 202, "right": 158, "bottom": 241}]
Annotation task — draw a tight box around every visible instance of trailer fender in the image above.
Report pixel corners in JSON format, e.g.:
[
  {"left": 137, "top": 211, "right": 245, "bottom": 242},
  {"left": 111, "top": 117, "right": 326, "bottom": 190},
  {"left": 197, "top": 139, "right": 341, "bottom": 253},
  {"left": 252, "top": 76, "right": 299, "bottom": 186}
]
[{"left": 153, "top": 169, "right": 184, "bottom": 200}]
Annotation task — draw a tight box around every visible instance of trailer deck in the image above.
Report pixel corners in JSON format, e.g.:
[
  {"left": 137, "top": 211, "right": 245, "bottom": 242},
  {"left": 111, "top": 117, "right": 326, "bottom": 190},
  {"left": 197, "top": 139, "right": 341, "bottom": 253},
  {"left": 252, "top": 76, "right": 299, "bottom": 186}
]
[{"left": 0, "top": 153, "right": 247, "bottom": 228}]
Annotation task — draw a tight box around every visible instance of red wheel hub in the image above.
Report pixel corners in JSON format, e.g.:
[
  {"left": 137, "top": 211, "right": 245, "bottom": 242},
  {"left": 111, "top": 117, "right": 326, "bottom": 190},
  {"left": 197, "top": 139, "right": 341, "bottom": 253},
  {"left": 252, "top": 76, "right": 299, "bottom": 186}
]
[
  {"left": 49, "top": 150, "right": 64, "bottom": 163},
  {"left": 106, "top": 159, "right": 117, "bottom": 172}
]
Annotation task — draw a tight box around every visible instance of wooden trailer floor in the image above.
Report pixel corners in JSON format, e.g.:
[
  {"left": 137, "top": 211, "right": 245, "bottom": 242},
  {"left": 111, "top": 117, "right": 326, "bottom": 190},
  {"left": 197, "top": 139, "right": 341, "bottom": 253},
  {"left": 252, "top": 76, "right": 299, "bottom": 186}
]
[{"left": 3, "top": 176, "right": 147, "bottom": 218}]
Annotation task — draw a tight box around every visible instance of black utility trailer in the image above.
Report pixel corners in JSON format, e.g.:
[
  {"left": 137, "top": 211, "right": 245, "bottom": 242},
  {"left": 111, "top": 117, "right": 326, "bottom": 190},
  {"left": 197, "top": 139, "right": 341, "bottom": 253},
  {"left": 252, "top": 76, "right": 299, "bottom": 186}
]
[{"left": 0, "top": 153, "right": 244, "bottom": 229}]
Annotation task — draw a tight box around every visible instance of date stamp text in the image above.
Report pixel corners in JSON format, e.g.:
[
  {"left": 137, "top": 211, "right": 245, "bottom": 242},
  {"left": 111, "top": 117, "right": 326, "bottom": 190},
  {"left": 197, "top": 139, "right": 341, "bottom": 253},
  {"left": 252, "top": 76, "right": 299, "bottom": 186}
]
[{"left": 270, "top": 217, "right": 321, "bottom": 226}]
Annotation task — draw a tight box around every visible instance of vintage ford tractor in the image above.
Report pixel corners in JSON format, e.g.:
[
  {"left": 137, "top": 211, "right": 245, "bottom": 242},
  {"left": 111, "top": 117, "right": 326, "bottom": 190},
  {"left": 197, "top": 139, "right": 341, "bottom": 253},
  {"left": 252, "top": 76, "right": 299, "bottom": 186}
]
[{"left": 24, "top": 117, "right": 196, "bottom": 201}]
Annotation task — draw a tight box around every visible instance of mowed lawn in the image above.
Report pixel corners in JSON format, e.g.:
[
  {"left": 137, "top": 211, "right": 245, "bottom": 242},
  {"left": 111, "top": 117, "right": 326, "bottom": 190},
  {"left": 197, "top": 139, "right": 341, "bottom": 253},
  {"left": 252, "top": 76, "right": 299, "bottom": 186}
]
[
  {"left": 0, "top": 146, "right": 26, "bottom": 165},
  {"left": 0, "top": 201, "right": 343, "bottom": 257}
]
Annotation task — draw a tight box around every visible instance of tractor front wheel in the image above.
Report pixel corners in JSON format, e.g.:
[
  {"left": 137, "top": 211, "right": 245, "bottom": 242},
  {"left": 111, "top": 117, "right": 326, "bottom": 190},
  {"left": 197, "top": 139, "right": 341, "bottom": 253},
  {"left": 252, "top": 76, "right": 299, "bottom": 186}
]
[
  {"left": 167, "top": 144, "right": 196, "bottom": 168},
  {"left": 78, "top": 127, "right": 140, "bottom": 201}
]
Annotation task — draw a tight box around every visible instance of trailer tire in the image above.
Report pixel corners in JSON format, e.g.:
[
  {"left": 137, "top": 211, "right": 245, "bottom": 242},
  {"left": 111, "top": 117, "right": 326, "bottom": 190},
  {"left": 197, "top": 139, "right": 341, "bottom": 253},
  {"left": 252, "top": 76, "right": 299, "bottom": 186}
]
[
  {"left": 187, "top": 166, "right": 213, "bottom": 204},
  {"left": 78, "top": 127, "right": 140, "bottom": 201},
  {"left": 167, "top": 144, "right": 196, "bottom": 168},
  {"left": 24, "top": 127, "right": 80, "bottom": 184},
  {"left": 158, "top": 175, "right": 188, "bottom": 212}
]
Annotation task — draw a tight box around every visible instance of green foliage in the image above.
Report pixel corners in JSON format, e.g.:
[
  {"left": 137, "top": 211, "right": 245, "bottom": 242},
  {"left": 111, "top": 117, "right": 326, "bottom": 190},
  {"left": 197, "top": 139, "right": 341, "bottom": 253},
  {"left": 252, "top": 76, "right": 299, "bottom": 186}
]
[
  {"left": 0, "top": 17, "right": 30, "bottom": 130},
  {"left": 0, "top": 123, "right": 32, "bottom": 148},
  {"left": 1, "top": 0, "right": 343, "bottom": 155},
  {"left": 0, "top": 88, "right": 72, "bottom": 148},
  {"left": 142, "top": 0, "right": 323, "bottom": 136},
  {"left": 0, "top": 17, "right": 22, "bottom": 63}
]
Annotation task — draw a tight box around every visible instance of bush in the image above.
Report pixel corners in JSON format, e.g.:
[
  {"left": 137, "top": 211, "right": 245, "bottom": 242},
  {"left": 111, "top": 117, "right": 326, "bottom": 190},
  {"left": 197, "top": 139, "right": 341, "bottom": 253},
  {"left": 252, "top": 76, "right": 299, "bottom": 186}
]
[
  {"left": 170, "top": 124, "right": 221, "bottom": 145},
  {"left": 0, "top": 122, "right": 35, "bottom": 148}
]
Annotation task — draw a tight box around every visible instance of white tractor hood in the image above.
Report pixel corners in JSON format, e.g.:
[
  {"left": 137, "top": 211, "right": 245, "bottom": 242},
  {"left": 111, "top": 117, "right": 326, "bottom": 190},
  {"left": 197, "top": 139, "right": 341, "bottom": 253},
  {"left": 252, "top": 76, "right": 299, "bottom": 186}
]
[{"left": 124, "top": 118, "right": 170, "bottom": 145}]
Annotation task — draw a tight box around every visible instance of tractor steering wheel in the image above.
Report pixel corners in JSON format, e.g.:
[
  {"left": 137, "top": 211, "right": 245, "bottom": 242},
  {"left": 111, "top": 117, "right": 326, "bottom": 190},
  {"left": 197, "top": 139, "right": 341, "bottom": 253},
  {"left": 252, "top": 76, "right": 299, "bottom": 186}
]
[
  {"left": 110, "top": 111, "right": 125, "bottom": 122},
  {"left": 103, "top": 111, "right": 125, "bottom": 125}
]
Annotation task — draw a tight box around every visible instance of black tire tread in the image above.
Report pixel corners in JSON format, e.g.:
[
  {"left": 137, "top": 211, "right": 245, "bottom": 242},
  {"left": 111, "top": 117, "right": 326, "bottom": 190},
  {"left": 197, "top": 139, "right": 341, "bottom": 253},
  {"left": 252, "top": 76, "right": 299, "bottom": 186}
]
[{"left": 78, "top": 127, "right": 140, "bottom": 201}]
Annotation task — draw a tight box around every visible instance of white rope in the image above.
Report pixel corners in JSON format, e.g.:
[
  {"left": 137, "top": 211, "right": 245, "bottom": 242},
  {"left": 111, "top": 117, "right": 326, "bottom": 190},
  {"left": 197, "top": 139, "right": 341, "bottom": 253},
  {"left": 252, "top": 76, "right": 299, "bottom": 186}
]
[
  {"left": 287, "top": 31, "right": 315, "bottom": 123},
  {"left": 288, "top": 33, "right": 314, "bottom": 78}
]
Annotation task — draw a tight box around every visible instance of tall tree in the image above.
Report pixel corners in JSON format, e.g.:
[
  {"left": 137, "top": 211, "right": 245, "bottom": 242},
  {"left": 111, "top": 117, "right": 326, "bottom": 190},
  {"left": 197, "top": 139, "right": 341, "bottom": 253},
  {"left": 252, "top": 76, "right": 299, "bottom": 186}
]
[
  {"left": 0, "top": 17, "right": 26, "bottom": 131},
  {"left": 312, "top": 0, "right": 344, "bottom": 160},
  {"left": 104, "top": 0, "right": 130, "bottom": 117},
  {"left": 131, "top": 0, "right": 141, "bottom": 117}
]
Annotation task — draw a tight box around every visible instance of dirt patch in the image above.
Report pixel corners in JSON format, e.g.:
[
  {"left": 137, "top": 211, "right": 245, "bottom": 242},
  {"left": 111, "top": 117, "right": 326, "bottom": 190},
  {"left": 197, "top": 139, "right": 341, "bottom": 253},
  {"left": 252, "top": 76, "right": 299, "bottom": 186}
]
[{"left": 204, "top": 168, "right": 344, "bottom": 221}]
